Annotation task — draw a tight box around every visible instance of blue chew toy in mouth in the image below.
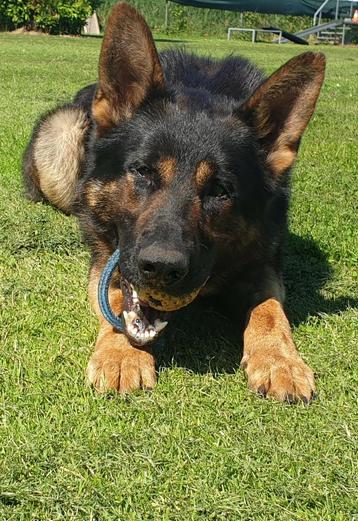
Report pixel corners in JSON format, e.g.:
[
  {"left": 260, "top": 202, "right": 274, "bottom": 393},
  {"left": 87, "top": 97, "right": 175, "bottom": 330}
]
[
  {"left": 98, "top": 248, "right": 205, "bottom": 346},
  {"left": 98, "top": 248, "right": 169, "bottom": 346},
  {"left": 98, "top": 248, "right": 124, "bottom": 332}
]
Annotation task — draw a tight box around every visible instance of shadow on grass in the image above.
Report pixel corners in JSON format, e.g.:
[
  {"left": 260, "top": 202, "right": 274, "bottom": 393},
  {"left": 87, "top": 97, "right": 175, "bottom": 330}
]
[
  {"left": 154, "top": 233, "right": 357, "bottom": 375},
  {"left": 283, "top": 233, "right": 356, "bottom": 326},
  {"left": 154, "top": 38, "right": 192, "bottom": 44}
]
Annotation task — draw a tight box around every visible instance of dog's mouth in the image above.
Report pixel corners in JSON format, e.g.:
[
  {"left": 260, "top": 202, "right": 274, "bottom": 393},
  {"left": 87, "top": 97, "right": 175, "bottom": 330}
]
[{"left": 120, "top": 277, "right": 202, "bottom": 346}]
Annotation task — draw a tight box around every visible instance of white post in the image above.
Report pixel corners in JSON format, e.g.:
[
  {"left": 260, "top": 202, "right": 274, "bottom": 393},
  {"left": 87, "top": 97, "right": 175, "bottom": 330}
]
[
  {"left": 165, "top": 1, "right": 169, "bottom": 30},
  {"left": 335, "top": 0, "right": 340, "bottom": 19}
]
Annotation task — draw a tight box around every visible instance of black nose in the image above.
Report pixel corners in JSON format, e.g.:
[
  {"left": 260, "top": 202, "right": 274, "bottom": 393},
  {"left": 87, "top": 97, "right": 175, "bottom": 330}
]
[{"left": 138, "top": 246, "right": 189, "bottom": 286}]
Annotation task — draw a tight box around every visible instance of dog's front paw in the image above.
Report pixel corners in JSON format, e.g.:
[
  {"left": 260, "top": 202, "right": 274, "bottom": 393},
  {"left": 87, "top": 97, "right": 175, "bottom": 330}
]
[
  {"left": 241, "top": 351, "right": 315, "bottom": 403},
  {"left": 87, "top": 346, "right": 156, "bottom": 393}
]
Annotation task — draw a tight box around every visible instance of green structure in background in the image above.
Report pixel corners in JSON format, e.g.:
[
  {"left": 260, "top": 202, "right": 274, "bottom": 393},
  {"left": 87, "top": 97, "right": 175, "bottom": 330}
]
[
  {"left": 166, "top": 0, "right": 358, "bottom": 44},
  {"left": 169, "top": 0, "right": 354, "bottom": 17}
]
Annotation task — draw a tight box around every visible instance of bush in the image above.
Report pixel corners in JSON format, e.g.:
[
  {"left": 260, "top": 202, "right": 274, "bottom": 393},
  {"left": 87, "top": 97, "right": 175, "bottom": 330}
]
[{"left": 0, "top": 0, "right": 96, "bottom": 34}]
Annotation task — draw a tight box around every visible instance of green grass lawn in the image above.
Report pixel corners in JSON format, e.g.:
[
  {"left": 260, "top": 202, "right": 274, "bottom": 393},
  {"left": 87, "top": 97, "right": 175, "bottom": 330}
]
[{"left": 0, "top": 33, "right": 357, "bottom": 520}]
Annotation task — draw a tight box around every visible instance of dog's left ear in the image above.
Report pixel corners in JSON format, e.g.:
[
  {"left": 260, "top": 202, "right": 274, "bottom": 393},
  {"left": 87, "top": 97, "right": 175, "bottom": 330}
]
[
  {"left": 238, "top": 52, "right": 325, "bottom": 176},
  {"left": 92, "top": 2, "right": 165, "bottom": 135}
]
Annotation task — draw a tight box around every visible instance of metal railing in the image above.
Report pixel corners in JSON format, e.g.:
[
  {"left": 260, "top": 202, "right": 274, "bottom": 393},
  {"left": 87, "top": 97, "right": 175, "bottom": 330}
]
[
  {"left": 313, "top": 0, "right": 332, "bottom": 25},
  {"left": 312, "top": 0, "right": 352, "bottom": 26}
]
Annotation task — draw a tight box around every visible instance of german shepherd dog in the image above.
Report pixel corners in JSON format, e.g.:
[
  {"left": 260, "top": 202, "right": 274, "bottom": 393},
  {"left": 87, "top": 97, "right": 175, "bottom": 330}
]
[{"left": 23, "top": 2, "right": 325, "bottom": 401}]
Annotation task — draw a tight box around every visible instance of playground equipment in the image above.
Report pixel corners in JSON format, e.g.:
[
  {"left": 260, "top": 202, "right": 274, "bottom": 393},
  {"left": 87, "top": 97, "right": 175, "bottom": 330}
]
[{"left": 166, "top": 0, "right": 358, "bottom": 44}]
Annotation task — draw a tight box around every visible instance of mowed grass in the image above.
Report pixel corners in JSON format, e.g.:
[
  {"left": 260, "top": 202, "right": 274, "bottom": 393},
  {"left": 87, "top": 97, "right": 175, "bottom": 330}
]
[{"left": 0, "top": 33, "right": 357, "bottom": 520}]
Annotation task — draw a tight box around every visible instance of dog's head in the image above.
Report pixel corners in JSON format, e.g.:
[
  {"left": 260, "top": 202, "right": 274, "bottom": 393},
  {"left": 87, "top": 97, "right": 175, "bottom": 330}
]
[{"left": 83, "top": 2, "right": 325, "bottom": 345}]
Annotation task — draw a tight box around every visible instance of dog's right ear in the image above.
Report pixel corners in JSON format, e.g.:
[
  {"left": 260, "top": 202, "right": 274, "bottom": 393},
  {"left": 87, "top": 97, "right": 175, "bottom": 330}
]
[
  {"left": 92, "top": 2, "right": 165, "bottom": 135},
  {"left": 237, "top": 52, "right": 325, "bottom": 177}
]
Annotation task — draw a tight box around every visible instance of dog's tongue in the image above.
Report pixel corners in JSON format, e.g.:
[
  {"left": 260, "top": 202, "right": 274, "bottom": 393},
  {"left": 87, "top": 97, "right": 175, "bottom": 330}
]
[{"left": 120, "top": 278, "right": 169, "bottom": 346}]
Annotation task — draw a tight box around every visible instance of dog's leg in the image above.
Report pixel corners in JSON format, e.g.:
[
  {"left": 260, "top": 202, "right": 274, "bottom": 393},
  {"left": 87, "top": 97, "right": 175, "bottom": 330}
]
[
  {"left": 241, "top": 297, "right": 315, "bottom": 403},
  {"left": 86, "top": 264, "right": 156, "bottom": 393}
]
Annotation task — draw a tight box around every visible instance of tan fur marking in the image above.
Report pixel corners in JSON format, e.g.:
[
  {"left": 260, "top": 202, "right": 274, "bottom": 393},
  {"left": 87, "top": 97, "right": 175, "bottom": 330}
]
[
  {"left": 85, "top": 176, "right": 139, "bottom": 221},
  {"left": 87, "top": 263, "right": 156, "bottom": 393},
  {"left": 157, "top": 157, "right": 176, "bottom": 182},
  {"left": 195, "top": 161, "right": 214, "bottom": 188},
  {"left": 117, "top": 175, "right": 139, "bottom": 211},
  {"left": 85, "top": 180, "right": 103, "bottom": 208},
  {"left": 34, "top": 107, "right": 89, "bottom": 213},
  {"left": 104, "top": 179, "right": 120, "bottom": 195},
  {"left": 241, "top": 298, "right": 315, "bottom": 402},
  {"left": 92, "top": 94, "right": 116, "bottom": 135},
  {"left": 267, "top": 148, "right": 296, "bottom": 176},
  {"left": 190, "top": 196, "right": 201, "bottom": 231}
]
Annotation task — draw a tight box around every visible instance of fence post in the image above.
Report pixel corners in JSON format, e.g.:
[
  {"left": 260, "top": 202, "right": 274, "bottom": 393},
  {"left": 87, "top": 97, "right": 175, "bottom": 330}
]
[{"left": 165, "top": 0, "right": 170, "bottom": 30}]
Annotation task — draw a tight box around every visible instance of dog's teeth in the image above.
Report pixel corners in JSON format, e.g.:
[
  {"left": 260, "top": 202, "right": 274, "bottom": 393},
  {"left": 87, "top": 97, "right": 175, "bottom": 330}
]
[
  {"left": 126, "top": 311, "right": 137, "bottom": 323},
  {"left": 149, "top": 329, "right": 156, "bottom": 338},
  {"left": 128, "top": 322, "right": 138, "bottom": 336},
  {"left": 122, "top": 310, "right": 128, "bottom": 322},
  {"left": 154, "top": 319, "right": 168, "bottom": 333}
]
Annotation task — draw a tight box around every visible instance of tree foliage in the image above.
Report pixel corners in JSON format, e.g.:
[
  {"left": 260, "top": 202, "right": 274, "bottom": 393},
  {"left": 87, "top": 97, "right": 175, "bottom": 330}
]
[{"left": 0, "top": 0, "right": 97, "bottom": 34}]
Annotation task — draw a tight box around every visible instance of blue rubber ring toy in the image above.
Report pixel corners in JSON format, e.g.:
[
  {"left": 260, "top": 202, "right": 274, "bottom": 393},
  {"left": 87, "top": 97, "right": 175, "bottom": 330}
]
[{"left": 98, "top": 248, "right": 124, "bottom": 331}]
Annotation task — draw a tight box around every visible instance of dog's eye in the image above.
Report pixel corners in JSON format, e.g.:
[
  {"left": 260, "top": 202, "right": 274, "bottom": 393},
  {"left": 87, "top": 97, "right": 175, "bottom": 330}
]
[
  {"left": 209, "top": 182, "right": 230, "bottom": 200},
  {"left": 130, "top": 166, "right": 152, "bottom": 178},
  {"left": 129, "top": 165, "right": 158, "bottom": 191}
]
